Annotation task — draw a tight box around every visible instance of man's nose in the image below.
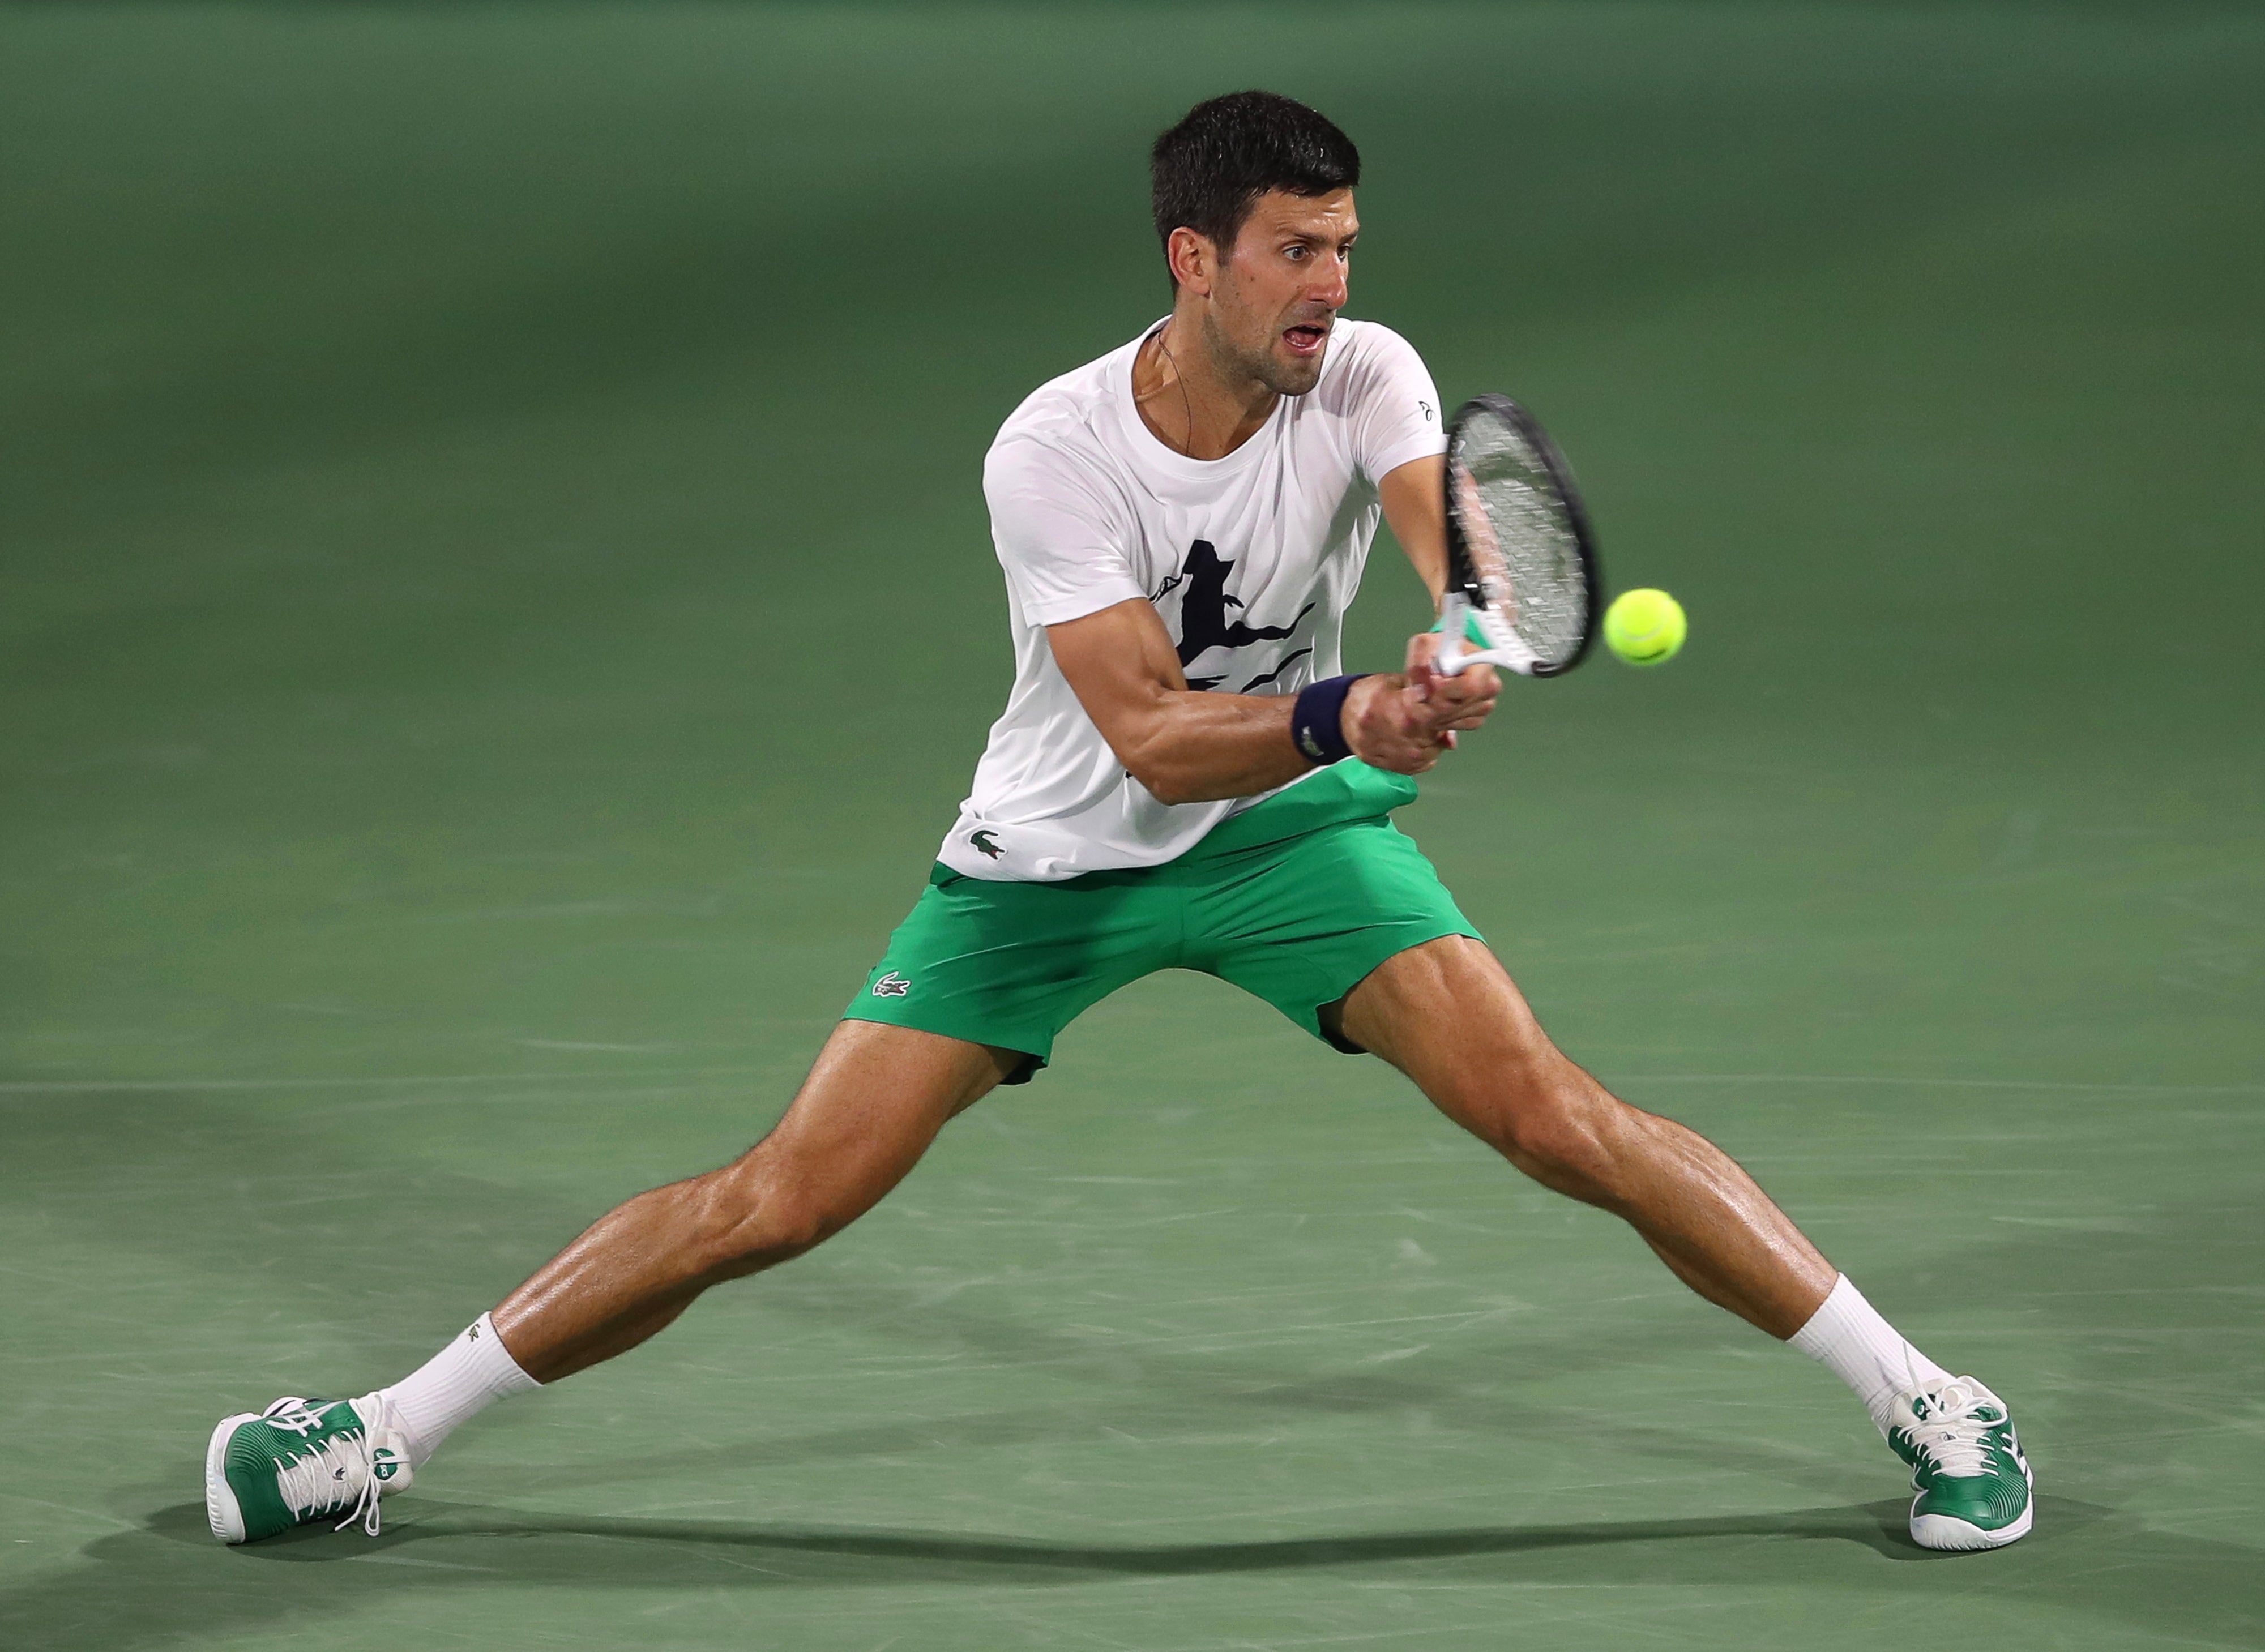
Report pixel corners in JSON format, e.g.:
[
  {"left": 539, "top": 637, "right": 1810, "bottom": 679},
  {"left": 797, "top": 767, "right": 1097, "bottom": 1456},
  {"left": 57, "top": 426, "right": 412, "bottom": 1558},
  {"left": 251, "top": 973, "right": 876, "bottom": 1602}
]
[{"left": 1310, "top": 254, "right": 1349, "bottom": 310}]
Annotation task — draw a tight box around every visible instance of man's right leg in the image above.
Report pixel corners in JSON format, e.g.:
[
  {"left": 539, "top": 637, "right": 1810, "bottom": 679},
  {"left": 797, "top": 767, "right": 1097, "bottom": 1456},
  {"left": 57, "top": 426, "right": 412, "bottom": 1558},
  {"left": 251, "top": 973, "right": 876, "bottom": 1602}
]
[
  {"left": 489, "top": 1020, "right": 1019, "bottom": 1381},
  {"left": 206, "top": 1021, "right": 1020, "bottom": 1543}
]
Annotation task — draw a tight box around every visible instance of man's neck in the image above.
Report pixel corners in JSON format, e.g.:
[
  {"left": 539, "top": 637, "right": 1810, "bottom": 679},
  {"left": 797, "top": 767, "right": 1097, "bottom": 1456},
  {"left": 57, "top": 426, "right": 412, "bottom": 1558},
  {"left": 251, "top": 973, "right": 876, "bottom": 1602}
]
[{"left": 1131, "top": 311, "right": 1277, "bottom": 461}]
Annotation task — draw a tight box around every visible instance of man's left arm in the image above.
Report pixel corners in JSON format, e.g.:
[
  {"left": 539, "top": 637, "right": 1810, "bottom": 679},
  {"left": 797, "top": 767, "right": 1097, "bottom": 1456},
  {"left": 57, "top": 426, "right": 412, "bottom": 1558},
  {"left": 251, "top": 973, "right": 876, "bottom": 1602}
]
[
  {"left": 1379, "top": 455, "right": 1497, "bottom": 720},
  {"left": 1379, "top": 455, "right": 1450, "bottom": 606}
]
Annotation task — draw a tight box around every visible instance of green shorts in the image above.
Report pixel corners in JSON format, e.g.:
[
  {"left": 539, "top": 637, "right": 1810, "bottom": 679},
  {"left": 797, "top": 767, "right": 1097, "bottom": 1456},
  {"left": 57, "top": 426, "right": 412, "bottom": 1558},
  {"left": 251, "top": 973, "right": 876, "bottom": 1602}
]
[{"left": 845, "top": 762, "right": 1481, "bottom": 1081}]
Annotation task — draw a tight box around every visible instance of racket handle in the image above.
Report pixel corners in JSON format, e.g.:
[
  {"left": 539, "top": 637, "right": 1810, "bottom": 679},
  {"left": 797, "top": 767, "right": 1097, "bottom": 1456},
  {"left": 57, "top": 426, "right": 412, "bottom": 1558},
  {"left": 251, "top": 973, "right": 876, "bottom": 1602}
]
[
  {"left": 1434, "top": 592, "right": 1541, "bottom": 678},
  {"left": 1436, "top": 593, "right": 1473, "bottom": 676}
]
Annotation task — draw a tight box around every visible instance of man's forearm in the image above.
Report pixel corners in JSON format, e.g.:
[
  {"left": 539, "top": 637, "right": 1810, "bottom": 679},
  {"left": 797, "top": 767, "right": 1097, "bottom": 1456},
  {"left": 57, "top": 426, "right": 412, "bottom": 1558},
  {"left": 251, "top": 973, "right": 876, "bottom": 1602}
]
[
  {"left": 1046, "top": 597, "right": 1467, "bottom": 805},
  {"left": 1117, "top": 667, "right": 1471, "bottom": 804},
  {"left": 1114, "top": 687, "right": 1314, "bottom": 806}
]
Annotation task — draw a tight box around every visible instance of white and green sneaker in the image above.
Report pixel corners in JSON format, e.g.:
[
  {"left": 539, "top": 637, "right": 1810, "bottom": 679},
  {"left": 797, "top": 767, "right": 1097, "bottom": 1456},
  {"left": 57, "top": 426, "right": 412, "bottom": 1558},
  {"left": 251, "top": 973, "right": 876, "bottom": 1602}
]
[
  {"left": 204, "top": 1394, "right": 414, "bottom": 1544},
  {"left": 1887, "top": 1376, "right": 2033, "bottom": 1551}
]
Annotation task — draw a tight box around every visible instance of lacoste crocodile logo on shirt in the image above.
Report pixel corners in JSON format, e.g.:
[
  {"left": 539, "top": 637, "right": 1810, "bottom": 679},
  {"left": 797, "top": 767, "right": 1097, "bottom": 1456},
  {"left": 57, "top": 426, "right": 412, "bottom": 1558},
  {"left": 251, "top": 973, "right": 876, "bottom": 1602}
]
[{"left": 969, "top": 830, "right": 1004, "bottom": 859}]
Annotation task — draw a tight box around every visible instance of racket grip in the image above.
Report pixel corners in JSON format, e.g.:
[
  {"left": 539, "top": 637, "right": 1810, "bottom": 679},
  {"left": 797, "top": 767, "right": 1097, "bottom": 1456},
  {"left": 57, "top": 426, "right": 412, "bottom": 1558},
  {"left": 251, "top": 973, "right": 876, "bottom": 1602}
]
[
  {"left": 1436, "top": 593, "right": 1473, "bottom": 676},
  {"left": 1434, "top": 592, "right": 1541, "bottom": 678}
]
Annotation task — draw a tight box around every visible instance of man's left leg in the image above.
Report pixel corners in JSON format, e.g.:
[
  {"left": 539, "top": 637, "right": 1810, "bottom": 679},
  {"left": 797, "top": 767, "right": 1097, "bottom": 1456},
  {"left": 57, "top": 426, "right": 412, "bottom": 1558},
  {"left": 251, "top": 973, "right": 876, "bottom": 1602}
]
[{"left": 1336, "top": 935, "right": 2033, "bottom": 1551}]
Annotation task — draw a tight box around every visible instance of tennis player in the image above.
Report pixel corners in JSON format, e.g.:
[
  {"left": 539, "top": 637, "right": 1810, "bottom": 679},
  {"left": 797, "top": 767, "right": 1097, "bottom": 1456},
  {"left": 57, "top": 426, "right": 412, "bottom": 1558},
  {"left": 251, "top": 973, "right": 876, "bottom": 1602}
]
[{"left": 206, "top": 91, "right": 2031, "bottom": 1553}]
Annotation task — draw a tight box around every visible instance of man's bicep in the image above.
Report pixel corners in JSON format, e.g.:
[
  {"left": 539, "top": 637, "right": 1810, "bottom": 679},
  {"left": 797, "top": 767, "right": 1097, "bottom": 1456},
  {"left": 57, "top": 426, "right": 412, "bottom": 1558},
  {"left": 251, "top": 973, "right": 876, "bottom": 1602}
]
[
  {"left": 1044, "top": 600, "right": 1186, "bottom": 757},
  {"left": 1379, "top": 455, "right": 1449, "bottom": 601},
  {"left": 1349, "top": 324, "right": 1448, "bottom": 483},
  {"left": 985, "top": 444, "right": 1148, "bottom": 626}
]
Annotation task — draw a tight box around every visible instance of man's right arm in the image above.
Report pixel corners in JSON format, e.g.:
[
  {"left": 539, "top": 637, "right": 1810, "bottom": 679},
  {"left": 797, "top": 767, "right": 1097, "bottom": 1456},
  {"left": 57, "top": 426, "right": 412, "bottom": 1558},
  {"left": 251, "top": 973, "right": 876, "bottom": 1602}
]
[{"left": 1045, "top": 598, "right": 1486, "bottom": 806}]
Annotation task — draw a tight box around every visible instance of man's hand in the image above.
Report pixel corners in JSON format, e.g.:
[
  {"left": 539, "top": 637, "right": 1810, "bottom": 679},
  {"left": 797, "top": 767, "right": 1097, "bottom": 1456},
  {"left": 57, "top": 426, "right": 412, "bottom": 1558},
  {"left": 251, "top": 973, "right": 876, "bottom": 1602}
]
[
  {"left": 1404, "top": 628, "right": 1503, "bottom": 734},
  {"left": 1342, "top": 634, "right": 1501, "bottom": 774}
]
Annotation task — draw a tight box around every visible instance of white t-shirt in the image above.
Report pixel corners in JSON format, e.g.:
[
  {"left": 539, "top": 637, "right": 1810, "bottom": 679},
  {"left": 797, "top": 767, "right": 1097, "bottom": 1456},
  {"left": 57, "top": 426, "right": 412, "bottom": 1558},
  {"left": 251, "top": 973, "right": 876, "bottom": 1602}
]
[{"left": 937, "top": 317, "right": 1447, "bottom": 882}]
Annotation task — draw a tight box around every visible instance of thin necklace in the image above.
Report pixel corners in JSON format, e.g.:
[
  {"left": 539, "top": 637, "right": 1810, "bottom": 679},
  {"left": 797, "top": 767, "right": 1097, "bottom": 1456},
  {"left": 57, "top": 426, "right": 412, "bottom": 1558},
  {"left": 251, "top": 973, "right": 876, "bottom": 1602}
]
[{"left": 1155, "top": 326, "right": 1196, "bottom": 456}]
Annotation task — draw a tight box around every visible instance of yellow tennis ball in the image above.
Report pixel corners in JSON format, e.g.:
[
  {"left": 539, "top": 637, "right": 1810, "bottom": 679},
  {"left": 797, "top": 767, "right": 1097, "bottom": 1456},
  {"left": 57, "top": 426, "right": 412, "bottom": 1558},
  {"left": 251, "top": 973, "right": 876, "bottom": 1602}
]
[{"left": 1604, "top": 588, "right": 1686, "bottom": 666}]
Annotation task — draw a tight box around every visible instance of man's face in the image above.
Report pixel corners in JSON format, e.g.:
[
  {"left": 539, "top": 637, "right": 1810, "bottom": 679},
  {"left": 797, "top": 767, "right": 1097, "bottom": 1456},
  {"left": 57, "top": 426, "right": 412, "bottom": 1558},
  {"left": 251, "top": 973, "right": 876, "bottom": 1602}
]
[{"left": 1199, "top": 187, "right": 1357, "bottom": 397}]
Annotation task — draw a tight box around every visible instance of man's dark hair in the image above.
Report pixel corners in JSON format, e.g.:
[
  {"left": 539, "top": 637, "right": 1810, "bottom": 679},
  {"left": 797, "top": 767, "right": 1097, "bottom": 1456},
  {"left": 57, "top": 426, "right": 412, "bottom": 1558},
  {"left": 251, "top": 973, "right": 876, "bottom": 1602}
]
[{"left": 1150, "top": 91, "right": 1360, "bottom": 287}]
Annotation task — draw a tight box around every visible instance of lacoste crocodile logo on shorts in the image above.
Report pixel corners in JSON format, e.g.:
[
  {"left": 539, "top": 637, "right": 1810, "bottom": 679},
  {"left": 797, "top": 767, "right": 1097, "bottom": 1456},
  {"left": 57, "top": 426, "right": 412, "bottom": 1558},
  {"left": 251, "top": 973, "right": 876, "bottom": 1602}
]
[{"left": 871, "top": 971, "right": 911, "bottom": 998}]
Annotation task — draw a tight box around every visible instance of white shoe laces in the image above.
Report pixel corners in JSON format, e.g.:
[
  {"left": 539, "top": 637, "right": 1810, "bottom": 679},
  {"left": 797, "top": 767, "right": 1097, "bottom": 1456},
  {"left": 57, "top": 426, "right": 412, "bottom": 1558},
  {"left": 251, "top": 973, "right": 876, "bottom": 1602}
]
[
  {"left": 1905, "top": 1379, "right": 2003, "bottom": 1479},
  {"left": 262, "top": 1398, "right": 327, "bottom": 1438},
  {"left": 266, "top": 1397, "right": 398, "bottom": 1536}
]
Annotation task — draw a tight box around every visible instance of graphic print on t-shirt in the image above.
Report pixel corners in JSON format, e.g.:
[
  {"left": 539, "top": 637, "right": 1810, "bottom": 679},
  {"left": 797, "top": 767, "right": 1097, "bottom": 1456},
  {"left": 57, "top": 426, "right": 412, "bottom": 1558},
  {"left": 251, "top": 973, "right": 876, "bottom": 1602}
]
[{"left": 1153, "top": 539, "right": 1317, "bottom": 691}]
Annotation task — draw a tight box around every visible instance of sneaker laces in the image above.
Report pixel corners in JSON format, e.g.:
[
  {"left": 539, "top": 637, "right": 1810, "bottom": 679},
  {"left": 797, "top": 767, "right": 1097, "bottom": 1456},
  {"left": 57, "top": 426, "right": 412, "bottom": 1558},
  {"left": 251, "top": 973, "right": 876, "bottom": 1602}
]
[
  {"left": 1905, "top": 1379, "right": 2003, "bottom": 1479},
  {"left": 267, "top": 1397, "right": 396, "bottom": 1537},
  {"left": 261, "top": 1398, "right": 328, "bottom": 1438}
]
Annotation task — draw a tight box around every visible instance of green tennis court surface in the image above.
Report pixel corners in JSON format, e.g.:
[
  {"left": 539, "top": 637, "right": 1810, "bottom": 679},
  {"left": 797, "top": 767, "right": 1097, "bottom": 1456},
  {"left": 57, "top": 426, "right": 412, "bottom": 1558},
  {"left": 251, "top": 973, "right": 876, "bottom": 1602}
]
[{"left": 3, "top": 3, "right": 2259, "bottom": 1647}]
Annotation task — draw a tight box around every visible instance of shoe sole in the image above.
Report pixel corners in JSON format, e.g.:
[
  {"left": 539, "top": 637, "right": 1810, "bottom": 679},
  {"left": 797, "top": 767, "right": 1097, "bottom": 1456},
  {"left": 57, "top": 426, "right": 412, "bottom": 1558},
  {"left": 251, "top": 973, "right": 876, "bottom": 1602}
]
[
  {"left": 1911, "top": 1501, "right": 2033, "bottom": 1550},
  {"left": 204, "top": 1412, "right": 260, "bottom": 1544}
]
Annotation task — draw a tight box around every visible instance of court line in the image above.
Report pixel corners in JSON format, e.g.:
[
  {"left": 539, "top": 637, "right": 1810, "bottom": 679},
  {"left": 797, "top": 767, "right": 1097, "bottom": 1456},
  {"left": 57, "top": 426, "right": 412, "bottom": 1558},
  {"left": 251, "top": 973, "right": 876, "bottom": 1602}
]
[
  {"left": 0, "top": 1069, "right": 2255, "bottom": 1097},
  {"left": 1608, "top": 1073, "right": 2265, "bottom": 1095},
  {"left": 0, "top": 1066, "right": 767, "bottom": 1094}
]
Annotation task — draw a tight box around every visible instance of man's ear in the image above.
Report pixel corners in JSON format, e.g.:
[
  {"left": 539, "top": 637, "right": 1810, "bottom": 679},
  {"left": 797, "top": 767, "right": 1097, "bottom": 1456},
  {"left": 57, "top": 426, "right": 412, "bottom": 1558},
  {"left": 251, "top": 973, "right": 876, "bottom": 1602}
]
[{"left": 1166, "top": 226, "right": 1215, "bottom": 298}]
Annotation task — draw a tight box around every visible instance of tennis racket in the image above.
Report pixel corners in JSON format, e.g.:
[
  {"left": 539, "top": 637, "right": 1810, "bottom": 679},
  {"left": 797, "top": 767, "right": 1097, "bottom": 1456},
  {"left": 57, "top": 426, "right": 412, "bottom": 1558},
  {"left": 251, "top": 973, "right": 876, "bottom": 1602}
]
[{"left": 1434, "top": 394, "right": 1601, "bottom": 678}]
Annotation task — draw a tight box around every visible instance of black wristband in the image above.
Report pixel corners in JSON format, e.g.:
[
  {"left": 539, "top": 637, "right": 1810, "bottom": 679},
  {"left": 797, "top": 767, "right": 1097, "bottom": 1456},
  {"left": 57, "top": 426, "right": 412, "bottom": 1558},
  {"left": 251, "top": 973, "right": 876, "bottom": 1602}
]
[{"left": 1290, "top": 673, "right": 1369, "bottom": 767}]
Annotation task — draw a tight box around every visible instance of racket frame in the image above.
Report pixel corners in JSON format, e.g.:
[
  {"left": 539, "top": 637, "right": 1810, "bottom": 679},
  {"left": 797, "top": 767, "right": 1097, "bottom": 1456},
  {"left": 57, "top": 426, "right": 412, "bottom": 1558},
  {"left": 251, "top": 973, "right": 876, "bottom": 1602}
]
[{"left": 1435, "top": 393, "right": 1601, "bottom": 679}]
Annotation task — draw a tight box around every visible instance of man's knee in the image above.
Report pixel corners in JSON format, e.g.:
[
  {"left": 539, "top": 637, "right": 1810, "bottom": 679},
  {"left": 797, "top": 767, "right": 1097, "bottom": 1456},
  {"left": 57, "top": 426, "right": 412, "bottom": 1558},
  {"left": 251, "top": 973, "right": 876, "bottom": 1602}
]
[
  {"left": 1457, "top": 1063, "right": 1625, "bottom": 1187},
  {"left": 681, "top": 1159, "right": 838, "bottom": 1282}
]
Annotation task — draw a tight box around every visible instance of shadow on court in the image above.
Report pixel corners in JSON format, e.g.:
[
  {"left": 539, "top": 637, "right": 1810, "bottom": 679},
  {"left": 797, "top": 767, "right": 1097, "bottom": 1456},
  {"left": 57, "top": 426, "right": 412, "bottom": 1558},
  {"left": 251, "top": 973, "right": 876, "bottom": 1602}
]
[
  {"left": 7, "top": 1092, "right": 2261, "bottom": 1649},
  {"left": 2, "top": 1491, "right": 2258, "bottom": 1651}
]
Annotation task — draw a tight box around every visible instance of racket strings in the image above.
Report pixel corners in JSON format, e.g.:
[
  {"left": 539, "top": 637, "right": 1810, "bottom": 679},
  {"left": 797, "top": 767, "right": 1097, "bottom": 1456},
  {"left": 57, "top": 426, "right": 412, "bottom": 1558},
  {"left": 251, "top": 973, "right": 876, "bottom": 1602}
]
[{"left": 1450, "top": 414, "right": 1589, "bottom": 671}]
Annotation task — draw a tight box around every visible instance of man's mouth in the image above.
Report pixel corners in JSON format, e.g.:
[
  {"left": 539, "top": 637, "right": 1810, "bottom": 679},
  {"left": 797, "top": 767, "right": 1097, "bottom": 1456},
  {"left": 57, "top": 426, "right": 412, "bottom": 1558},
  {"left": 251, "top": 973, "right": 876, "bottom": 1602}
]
[{"left": 1282, "top": 321, "right": 1330, "bottom": 358}]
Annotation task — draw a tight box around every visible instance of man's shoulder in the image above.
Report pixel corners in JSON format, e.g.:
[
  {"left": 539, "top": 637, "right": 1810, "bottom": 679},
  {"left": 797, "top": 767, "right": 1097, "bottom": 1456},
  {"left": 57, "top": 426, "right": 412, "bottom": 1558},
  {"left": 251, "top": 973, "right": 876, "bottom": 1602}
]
[
  {"left": 989, "top": 331, "right": 1143, "bottom": 461},
  {"left": 1314, "top": 317, "right": 1425, "bottom": 399},
  {"left": 1331, "top": 315, "right": 1410, "bottom": 354}
]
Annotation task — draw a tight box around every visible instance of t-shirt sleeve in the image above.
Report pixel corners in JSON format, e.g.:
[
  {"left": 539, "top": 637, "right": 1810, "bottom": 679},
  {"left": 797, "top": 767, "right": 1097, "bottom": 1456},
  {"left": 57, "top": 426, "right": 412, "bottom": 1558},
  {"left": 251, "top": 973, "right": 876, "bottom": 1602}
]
[
  {"left": 1346, "top": 323, "right": 1448, "bottom": 485},
  {"left": 982, "top": 435, "right": 1147, "bottom": 627}
]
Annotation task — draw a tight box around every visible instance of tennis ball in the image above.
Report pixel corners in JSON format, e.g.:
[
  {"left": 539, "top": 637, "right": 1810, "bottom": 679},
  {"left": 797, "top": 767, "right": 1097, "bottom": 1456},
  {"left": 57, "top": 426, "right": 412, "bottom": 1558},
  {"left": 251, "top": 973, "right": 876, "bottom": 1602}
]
[{"left": 1603, "top": 588, "right": 1686, "bottom": 666}]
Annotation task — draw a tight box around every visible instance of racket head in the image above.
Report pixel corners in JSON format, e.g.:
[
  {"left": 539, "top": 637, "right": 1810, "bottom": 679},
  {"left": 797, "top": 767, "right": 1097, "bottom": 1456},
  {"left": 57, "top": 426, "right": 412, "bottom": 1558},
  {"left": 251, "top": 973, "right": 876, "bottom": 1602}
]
[{"left": 1443, "top": 394, "right": 1601, "bottom": 677}]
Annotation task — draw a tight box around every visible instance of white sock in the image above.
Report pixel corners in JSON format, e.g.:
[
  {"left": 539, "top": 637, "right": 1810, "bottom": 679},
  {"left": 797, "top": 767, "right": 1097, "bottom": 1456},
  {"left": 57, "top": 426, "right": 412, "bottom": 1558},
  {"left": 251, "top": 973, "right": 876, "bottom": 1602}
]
[
  {"left": 371, "top": 1313, "right": 541, "bottom": 1466},
  {"left": 1790, "top": 1274, "right": 1952, "bottom": 1433}
]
